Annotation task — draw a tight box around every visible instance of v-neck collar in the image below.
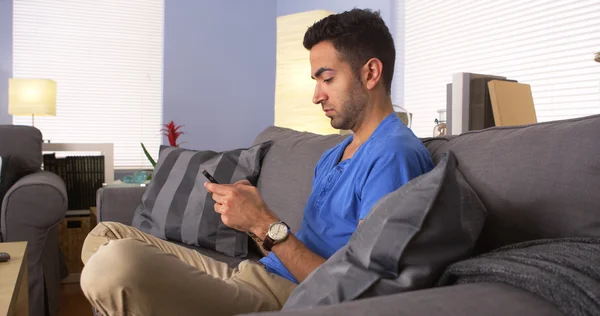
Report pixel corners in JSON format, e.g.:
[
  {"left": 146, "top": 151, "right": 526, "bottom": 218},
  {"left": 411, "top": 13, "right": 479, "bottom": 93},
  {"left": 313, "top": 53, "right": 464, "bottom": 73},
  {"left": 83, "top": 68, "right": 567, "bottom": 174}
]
[{"left": 333, "top": 112, "right": 399, "bottom": 166}]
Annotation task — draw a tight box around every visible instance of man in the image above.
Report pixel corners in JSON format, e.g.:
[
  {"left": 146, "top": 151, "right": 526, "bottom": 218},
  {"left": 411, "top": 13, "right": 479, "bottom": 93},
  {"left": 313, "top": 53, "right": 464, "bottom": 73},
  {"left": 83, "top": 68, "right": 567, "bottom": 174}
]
[{"left": 80, "top": 8, "right": 434, "bottom": 316}]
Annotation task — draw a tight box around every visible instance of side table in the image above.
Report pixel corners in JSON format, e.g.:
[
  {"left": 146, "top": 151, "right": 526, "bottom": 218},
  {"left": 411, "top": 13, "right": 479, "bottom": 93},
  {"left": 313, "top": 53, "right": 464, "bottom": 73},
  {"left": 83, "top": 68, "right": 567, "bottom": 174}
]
[
  {"left": 58, "top": 210, "right": 94, "bottom": 283},
  {"left": 58, "top": 207, "right": 99, "bottom": 284},
  {"left": 0, "top": 242, "right": 28, "bottom": 316}
]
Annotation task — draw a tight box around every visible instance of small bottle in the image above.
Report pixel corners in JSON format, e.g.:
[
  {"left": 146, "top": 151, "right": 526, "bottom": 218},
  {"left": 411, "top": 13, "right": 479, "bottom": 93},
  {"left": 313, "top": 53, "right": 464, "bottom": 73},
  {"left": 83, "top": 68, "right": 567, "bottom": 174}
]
[{"left": 433, "top": 109, "right": 447, "bottom": 137}]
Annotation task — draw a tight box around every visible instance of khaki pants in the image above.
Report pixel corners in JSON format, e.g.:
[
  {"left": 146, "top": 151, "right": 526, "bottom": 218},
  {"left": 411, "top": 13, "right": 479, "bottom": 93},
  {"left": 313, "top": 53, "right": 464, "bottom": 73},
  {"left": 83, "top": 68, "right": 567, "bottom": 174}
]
[{"left": 80, "top": 222, "right": 297, "bottom": 316}]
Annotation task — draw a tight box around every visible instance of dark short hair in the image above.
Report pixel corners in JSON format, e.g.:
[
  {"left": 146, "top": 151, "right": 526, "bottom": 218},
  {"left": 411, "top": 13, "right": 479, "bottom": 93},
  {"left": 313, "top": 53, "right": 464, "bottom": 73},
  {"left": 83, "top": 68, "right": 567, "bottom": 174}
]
[{"left": 303, "top": 8, "right": 396, "bottom": 94}]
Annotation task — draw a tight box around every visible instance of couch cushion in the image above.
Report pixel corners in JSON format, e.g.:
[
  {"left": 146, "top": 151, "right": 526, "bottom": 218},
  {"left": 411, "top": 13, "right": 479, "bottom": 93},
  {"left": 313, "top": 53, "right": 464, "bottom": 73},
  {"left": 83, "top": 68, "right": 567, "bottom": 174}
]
[
  {"left": 132, "top": 142, "right": 273, "bottom": 258},
  {"left": 283, "top": 151, "right": 487, "bottom": 309},
  {"left": 425, "top": 114, "right": 600, "bottom": 252},
  {"left": 0, "top": 125, "right": 42, "bottom": 176},
  {"left": 421, "top": 136, "right": 453, "bottom": 154},
  {"left": 252, "top": 126, "right": 348, "bottom": 232},
  {"left": 437, "top": 237, "right": 600, "bottom": 316},
  {"left": 242, "top": 283, "right": 563, "bottom": 316}
]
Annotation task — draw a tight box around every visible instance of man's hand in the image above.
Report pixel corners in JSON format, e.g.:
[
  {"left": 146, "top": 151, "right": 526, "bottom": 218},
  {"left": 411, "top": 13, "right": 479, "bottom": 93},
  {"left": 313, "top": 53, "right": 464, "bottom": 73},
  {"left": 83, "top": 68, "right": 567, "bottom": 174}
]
[
  {"left": 204, "top": 180, "right": 278, "bottom": 238},
  {"left": 206, "top": 179, "right": 326, "bottom": 282}
]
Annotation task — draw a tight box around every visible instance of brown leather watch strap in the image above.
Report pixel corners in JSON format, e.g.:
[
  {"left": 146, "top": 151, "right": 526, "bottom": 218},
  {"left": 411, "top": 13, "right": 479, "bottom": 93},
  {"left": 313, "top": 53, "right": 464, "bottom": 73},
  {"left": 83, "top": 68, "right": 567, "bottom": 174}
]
[{"left": 262, "top": 235, "right": 276, "bottom": 252}]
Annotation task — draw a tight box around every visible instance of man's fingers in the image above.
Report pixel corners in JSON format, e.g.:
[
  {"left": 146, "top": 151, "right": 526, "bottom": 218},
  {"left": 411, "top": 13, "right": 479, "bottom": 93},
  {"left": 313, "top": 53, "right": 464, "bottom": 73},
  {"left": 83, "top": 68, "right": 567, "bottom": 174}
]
[
  {"left": 214, "top": 203, "right": 224, "bottom": 214},
  {"left": 234, "top": 179, "right": 252, "bottom": 186},
  {"left": 211, "top": 192, "right": 226, "bottom": 204},
  {"left": 204, "top": 182, "right": 233, "bottom": 194}
]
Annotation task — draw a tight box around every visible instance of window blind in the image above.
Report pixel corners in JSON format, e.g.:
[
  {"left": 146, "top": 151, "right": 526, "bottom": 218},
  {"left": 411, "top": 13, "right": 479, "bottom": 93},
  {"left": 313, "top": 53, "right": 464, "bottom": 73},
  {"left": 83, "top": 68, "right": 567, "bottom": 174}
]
[
  {"left": 13, "top": 0, "right": 164, "bottom": 169},
  {"left": 401, "top": 0, "right": 600, "bottom": 137}
]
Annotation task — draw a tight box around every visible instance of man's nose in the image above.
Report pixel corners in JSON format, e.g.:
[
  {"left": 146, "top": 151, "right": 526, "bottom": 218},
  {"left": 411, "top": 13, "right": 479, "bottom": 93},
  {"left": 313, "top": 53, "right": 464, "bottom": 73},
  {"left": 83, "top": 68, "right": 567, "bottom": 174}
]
[{"left": 312, "top": 84, "right": 326, "bottom": 105}]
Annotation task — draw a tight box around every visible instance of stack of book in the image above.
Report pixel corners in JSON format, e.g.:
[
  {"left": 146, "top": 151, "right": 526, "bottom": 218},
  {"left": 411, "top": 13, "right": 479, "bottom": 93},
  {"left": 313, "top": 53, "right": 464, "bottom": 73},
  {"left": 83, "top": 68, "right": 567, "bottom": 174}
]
[
  {"left": 446, "top": 73, "right": 537, "bottom": 135},
  {"left": 43, "top": 154, "right": 105, "bottom": 210}
]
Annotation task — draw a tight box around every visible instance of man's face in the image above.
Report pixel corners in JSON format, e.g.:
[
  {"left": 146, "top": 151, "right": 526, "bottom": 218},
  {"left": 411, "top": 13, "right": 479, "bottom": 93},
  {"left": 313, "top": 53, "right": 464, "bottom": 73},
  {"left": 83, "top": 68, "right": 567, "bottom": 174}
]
[{"left": 309, "top": 41, "right": 368, "bottom": 131}]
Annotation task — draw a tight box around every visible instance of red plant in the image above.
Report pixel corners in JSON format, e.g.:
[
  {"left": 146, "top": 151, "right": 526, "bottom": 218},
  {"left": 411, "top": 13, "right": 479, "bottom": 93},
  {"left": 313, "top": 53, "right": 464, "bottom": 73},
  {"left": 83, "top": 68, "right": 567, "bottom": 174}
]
[{"left": 161, "top": 121, "right": 184, "bottom": 147}]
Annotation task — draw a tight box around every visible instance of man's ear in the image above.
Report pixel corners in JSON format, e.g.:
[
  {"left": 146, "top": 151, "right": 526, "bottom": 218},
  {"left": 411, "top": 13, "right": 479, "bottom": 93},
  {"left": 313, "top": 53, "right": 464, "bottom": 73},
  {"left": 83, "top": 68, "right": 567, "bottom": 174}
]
[{"left": 361, "top": 58, "right": 384, "bottom": 90}]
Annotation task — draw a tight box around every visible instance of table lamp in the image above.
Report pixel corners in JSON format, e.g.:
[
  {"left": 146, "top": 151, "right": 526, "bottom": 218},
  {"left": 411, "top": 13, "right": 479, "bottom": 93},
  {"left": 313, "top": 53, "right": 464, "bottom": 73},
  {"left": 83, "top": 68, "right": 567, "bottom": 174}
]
[{"left": 8, "top": 78, "right": 57, "bottom": 126}]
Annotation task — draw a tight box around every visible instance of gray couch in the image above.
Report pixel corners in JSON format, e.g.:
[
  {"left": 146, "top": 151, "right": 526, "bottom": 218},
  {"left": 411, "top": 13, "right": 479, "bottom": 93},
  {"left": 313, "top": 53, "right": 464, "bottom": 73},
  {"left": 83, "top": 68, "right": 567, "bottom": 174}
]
[
  {"left": 0, "top": 125, "right": 68, "bottom": 316},
  {"left": 95, "top": 114, "right": 600, "bottom": 316}
]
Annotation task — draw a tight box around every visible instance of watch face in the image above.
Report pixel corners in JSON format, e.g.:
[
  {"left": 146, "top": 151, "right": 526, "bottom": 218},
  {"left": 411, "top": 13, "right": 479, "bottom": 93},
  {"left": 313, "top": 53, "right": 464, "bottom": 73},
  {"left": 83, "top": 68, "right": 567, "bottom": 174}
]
[{"left": 268, "top": 223, "right": 289, "bottom": 241}]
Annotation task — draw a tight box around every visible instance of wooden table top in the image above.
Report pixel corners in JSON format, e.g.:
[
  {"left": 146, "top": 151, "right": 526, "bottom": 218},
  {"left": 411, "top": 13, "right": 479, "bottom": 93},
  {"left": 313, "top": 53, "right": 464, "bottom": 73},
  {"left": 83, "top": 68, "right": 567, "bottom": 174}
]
[{"left": 0, "top": 242, "right": 28, "bottom": 316}]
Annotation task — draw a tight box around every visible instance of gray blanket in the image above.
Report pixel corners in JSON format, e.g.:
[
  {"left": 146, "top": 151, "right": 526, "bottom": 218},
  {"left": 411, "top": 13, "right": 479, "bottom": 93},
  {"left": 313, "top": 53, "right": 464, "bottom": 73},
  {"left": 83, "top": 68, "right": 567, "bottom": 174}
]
[{"left": 437, "top": 237, "right": 600, "bottom": 316}]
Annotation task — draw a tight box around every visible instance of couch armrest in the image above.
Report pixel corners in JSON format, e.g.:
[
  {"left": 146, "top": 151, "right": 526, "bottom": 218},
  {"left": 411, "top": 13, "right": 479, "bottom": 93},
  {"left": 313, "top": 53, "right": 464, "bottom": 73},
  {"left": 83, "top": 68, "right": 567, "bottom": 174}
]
[
  {"left": 1, "top": 170, "right": 67, "bottom": 316},
  {"left": 96, "top": 186, "right": 145, "bottom": 225},
  {"left": 241, "top": 283, "right": 563, "bottom": 316},
  {"left": 1, "top": 170, "right": 67, "bottom": 241}
]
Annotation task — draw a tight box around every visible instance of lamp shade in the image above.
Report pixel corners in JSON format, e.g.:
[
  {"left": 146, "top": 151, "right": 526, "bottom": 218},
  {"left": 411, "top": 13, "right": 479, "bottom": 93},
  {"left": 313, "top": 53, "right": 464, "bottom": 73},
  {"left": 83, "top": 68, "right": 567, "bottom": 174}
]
[
  {"left": 275, "top": 10, "right": 339, "bottom": 135},
  {"left": 8, "top": 78, "right": 57, "bottom": 116}
]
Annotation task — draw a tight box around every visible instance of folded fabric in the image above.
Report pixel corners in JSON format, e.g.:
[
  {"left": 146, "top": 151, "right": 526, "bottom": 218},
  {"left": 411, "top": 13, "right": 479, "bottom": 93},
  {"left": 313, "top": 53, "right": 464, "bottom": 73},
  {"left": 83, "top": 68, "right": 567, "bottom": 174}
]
[
  {"left": 284, "top": 151, "right": 487, "bottom": 309},
  {"left": 132, "top": 141, "right": 273, "bottom": 258},
  {"left": 437, "top": 237, "right": 600, "bottom": 316}
]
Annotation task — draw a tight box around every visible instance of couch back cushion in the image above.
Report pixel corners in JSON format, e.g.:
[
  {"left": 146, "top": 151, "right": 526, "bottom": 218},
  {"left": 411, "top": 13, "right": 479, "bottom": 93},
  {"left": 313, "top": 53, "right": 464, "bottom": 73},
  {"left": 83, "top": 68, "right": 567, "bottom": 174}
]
[
  {"left": 0, "top": 125, "right": 42, "bottom": 176},
  {"left": 253, "top": 126, "right": 348, "bottom": 232},
  {"left": 423, "top": 114, "right": 600, "bottom": 252}
]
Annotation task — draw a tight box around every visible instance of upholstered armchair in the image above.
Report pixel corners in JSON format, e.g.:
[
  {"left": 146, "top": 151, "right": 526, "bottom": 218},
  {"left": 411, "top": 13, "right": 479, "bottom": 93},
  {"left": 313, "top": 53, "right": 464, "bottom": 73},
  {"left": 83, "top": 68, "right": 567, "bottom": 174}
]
[{"left": 0, "top": 125, "right": 68, "bottom": 316}]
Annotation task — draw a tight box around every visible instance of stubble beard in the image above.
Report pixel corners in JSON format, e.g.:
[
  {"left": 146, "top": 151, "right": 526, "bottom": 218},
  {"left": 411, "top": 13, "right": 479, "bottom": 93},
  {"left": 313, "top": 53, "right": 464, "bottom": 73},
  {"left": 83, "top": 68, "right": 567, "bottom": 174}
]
[{"left": 330, "top": 80, "right": 368, "bottom": 131}]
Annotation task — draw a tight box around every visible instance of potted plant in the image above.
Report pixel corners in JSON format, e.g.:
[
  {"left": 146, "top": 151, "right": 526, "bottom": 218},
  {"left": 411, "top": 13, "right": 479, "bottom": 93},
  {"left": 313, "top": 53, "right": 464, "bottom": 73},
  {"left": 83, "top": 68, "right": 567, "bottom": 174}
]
[
  {"left": 141, "top": 121, "right": 185, "bottom": 168},
  {"left": 129, "top": 121, "right": 184, "bottom": 183}
]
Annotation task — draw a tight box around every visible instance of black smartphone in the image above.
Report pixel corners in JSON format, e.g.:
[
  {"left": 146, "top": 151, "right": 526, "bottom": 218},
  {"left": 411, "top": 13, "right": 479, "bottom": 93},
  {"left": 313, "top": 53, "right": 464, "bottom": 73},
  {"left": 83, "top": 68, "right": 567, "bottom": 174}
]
[{"left": 201, "top": 169, "right": 219, "bottom": 184}]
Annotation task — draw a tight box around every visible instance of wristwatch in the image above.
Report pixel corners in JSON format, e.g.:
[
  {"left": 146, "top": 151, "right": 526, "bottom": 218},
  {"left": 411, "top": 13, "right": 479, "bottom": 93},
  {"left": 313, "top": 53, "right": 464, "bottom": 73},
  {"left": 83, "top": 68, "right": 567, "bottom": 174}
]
[{"left": 262, "top": 221, "right": 290, "bottom": 251}]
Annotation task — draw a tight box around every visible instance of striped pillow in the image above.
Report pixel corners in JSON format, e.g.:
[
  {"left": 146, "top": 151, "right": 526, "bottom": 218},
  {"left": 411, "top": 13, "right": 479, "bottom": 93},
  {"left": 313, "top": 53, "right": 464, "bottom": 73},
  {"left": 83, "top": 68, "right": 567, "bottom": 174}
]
[{"left": 132, "top": 141, "right": 273, "bottom": 258}]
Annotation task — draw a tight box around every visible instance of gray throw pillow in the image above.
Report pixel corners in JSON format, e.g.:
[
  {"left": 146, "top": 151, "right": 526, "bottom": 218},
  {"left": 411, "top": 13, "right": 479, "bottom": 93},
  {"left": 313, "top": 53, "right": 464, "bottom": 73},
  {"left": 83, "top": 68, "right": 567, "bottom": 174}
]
[
  {"left": 283, "top": 151, "right": 488, "bottom": 309},
  {"left": 132, "top": 141, "right": 273, "bottom": 258}
]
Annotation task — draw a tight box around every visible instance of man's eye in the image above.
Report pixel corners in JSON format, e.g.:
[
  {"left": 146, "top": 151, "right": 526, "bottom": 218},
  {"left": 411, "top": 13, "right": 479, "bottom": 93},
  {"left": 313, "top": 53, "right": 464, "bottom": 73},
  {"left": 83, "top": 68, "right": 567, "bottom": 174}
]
[{"left": 324, "top": 78, "right": 333, "bottom": 83}]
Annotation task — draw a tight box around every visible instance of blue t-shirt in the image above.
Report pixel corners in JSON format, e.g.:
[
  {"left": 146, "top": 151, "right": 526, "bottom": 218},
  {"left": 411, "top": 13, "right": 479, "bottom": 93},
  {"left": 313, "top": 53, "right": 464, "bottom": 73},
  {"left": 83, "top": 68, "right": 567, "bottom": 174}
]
[{"left": 259, "top": 112, "right": 434, "bottom": 283}]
